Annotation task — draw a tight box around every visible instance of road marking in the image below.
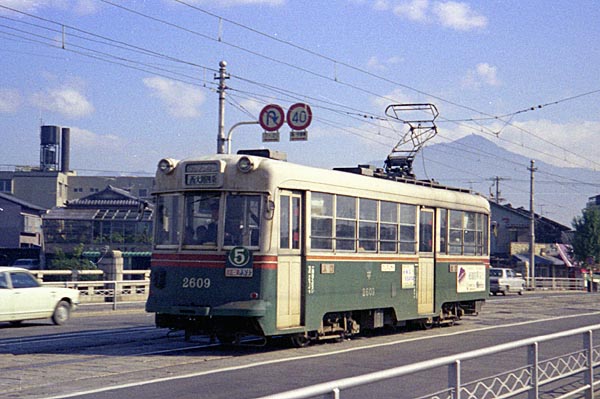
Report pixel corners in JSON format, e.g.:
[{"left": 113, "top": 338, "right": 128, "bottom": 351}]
[{"left": 45, "top": 310, "right": 600, "bottom": 399}]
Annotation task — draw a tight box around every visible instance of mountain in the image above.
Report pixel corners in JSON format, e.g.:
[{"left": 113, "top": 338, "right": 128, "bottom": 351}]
[{"left": 406, "top": 134, "right": 598, "bottom": 227}]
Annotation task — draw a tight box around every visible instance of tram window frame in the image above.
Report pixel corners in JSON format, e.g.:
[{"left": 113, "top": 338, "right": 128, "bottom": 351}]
[
  {"left": 358, "top": 198, "right": 377, "bottom": 252},
  {"left": 310, "top": 192, "right": 334, "bottom": 250},
  {"left": 280, "top": 194, "right": 301, "bottom": 250},
  {"left": 335, "top": 195, "right": 357, "bottom": 251},
  {"left": 224, "top": 194, "right": 262, "bottom": 247},
  {"left": 446, "top": 210, "right": 488, "bottom": 255},
  {"left": 182, "top": 192, "right": 221, "bottom": 246},
  {"left": 155, "top": 194, "right": 181, "bottom": 246},
  {"left": 380, "top": 201, "right": 398, "bottom": 253},
  {"left": 399, "top": 204, "right": 417, "bottom": 254},
  {"left": 418, "top": 209, "right": 434, "bottom": 253},
  {"left": 439, "top": 209, "right": 448, "bottom": 254}
]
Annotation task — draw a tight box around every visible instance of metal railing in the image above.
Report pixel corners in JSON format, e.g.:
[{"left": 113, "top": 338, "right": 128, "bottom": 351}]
[
  {"left": 31, "top": 270, "right": 150, "bottom": 308},
  {"left": 526, "top": 277, "right": 586, "bottom": 291},
  {"left": 258, "top": 324, "right": 600, "bottom": 399}
]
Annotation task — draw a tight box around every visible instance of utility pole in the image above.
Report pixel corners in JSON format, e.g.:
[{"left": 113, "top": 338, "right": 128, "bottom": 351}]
[
  {"left": 528, "top": 160, "right": 537, "bottom": 290},
  {"left": 488, "top": 176, "right": 508, "bottom": 203},
  {"left": 215, "top": 60, "right": 229, "bottom": 154}
]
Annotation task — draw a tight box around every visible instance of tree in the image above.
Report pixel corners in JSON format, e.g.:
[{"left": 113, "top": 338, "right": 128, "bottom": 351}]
[{"left": 572, "top": 207, "right": 600, "bottom": 266}]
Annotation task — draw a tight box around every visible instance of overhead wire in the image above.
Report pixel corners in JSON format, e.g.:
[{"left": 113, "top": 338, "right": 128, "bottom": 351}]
[
  {"left": 1, "top": 2, "right": 599, "bottom": 195},
  {"left": 171, "top": 0, "right": 600, "bottom": 170}
]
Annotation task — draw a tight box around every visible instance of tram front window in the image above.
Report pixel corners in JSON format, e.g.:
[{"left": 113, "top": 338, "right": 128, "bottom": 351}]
[
  {"left": 224, "top": 195, "right": 262, "bottom": 247},
  {"left": 156, "top": 194, "right": 181, "bottom": 246},
  {"left": 183, "top": 193, "right": 220, "bottom": 246}
]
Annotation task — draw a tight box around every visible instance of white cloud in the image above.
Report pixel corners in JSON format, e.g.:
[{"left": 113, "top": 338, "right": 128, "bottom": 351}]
[
  {"left": 378, "top": 0, "right": 487, "bottom": 31},
  {"left": 393, "top": 0, "right": 429, "bottom": 22},
  {"left": 373, "top": 88, "right": 418, "bottom": 110},
  {"left": 373, "top": 0, "right": 391, "bottom": 11},
  {"left": 499, "top": 119, "right": 600, "bottom": 169},
  {"left": 463, "top": 62, "right": 500, "bottom": 88},
  {"left": 0, "top": 89, "right": 22, "bottom": 113},
  {"left": 30, "top": 86, "right": 94, "bottom": 118},
  {"left": 0, "top": 0, "right": 99, "bottom": 15},
  {"left": 69, "top": 126, "right": 124, "bottom": 150},
  {"left": 181, "top": 0, "right": 284, "bottom": 6},
  {"left": 143, "top": 77, "right": 205, "bottom": 118},
  {"left": 367, "top": 55, "right": 403, "bottom": 71},
  {"left": 433, "top": 1, "right": 487, "bottom": 31}
]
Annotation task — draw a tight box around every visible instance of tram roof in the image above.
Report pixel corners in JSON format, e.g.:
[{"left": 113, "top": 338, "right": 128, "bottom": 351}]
[{"left": 157, "top": 152, "right": 490, "bottom": 213}]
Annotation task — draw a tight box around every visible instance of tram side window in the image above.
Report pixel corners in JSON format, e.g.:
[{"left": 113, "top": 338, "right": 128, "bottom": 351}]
[
  {"left": 479, "top": 213, "right": 489, "bottom": 256},
  {"left": 155, "top": 195, "right": 181, "bottom": 245},
  {"left": 336, "top": 195, "right": 356, "bottom": 251},
  {"left": 439, "top": 209, "right": 448, "bottom": 253},
  {"left": 380, "top": 201, "right": 398, "bottom": 253},
  {"left": 311, "top": 193, "right": 333, "bottom": 250},
  {"left": 183, "top": 193, "right": 220, "bottom": 246},
  {"left": 463, "top": 212, "right": 477, "bottom": 255},
  {"left": 447, "top": 210, "right": 488, "bottom": 255},
  {"left": 449, "top": 210, "right": 464, "bottom": 255},
  {"left": 359, "top": 198, "right": 377, "bottom": 252},
  {"left": 399, "top": 204, "right": 417, "bottom": 254},
  {"left": 280, "top": 195, "right": 301, "bottom": 250},
  {"left": 224, "top": 194, "right": 262, "bottom": 247}
]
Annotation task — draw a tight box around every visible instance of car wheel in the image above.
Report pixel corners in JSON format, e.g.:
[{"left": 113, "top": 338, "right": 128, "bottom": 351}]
[{"left": 52, "top": 300, "right": 71, "bottom": 325}]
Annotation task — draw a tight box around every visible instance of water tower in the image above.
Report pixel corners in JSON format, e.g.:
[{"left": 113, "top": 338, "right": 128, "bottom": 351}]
[{"left": 40, "top": 125, "right": 70, "bottom": 173}]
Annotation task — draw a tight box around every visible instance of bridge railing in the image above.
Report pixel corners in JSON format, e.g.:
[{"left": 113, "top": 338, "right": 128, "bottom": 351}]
[
  {"left": 526, "top": 277, "right": 586, "bottom": 291},
  {"left": 31, "top": 270, "right": 150, "bottom": 307},
  {"left": 258, "top": 324, "right": 600, "bottom": 399}
]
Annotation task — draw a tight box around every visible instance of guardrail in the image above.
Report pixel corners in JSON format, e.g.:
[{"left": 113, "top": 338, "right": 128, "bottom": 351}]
[
  {"left": 31, "top": 270, "right": 151, "bottom": 309},
  {"left": 258, "top": 324, "right": 600, "bottom": 399},
  {"left": 527, "top": 277, "right": 586, "bottom": 291}
]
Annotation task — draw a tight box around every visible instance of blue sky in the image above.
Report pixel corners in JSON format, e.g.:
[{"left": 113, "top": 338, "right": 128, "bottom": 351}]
[{"left": 1, "top": 0, "right": 600, "bottom": 219}]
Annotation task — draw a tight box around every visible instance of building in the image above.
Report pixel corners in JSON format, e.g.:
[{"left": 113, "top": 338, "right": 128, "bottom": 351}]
[
  {"left": 0, "top": 125, "right": 155, "bottom": 268},
  {"left": 43, "top": 185, "right": 153, "bottom": 270},
  {"left": 0, "top": 192, "right": 46, "bottom": 265},
  {"left": 490, "top": 202, "right": 575, "bottom": 278}
]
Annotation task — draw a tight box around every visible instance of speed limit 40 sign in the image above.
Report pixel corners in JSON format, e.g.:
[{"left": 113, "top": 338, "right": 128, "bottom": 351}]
[{"left": 287, "top": 103, "right": 312, "bottom": 131}]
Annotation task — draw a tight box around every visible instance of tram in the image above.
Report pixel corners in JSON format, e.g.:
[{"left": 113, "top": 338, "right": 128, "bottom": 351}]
[{"left": 146, "top": 149, "right": 490, "bottom": 346}]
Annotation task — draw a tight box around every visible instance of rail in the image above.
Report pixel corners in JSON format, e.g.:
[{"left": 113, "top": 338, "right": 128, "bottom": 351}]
[
  {"left": 258, "top": 324, "right": 600, "bottom": 399},
  {"left": 31, "top": 270, "right": 150, "bottom": 309},
  {"left": 526, "top": 277, "right": 586, "bottom": 291}
]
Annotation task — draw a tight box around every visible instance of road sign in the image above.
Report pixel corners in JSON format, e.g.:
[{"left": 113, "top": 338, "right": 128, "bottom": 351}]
[
  {"left": 259, "top": 104, "right": 285, "bottom": 132},
  {"left": 287, "top": 103, "right": 312, "bottom": 131}
]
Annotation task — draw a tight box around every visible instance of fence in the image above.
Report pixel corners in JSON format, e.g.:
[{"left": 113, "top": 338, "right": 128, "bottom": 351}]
[
  {"left": 33, "top": 269, "right": 150, "bottom": 308},
  {"left": 527, "top": 277, "right": 586, "bottom": 291},
  {"left": 258, "top": 324, "right": 600, "bottom": 399}
]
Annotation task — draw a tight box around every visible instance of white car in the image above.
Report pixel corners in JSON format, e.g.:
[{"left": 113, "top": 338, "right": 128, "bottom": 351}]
[
  {"left": 0, "top": 267, "right": 79, "bottom": 325},
  {"left": 489, "top": 267, "right": 526, "bottom": 296}
]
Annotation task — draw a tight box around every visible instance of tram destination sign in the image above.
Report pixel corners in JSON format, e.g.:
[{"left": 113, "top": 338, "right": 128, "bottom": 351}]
[{"left": 184, "top": 162, "right": 223, "bottom": 187}]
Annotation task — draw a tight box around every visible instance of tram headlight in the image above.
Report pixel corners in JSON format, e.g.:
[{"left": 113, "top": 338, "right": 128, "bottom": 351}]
[
  {"left": 237, "top": 156, "right": 254, "bottom": 173},
  {"left": 158, "top": 158, "right": 176, "bottom": 174}
]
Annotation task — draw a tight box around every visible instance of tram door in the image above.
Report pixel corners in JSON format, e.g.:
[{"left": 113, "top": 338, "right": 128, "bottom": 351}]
[
  {"left": 417, "top": 208, "right": 435, "bottom": 314},
  {"left": 276, "top": 191, "right": 303, "bottom": 329}
]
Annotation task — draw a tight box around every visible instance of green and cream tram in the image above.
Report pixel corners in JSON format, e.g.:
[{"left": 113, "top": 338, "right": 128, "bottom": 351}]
[{"left": 146, "top": 149, "right": 490, "bottom": 345}]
